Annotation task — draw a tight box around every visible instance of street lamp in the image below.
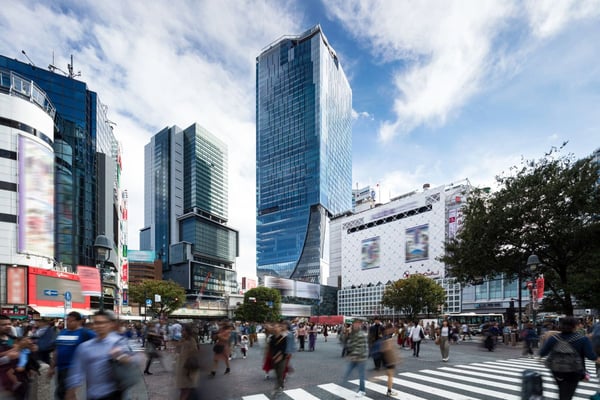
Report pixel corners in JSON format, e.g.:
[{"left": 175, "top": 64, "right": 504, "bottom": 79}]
[
  {"left": 94, "top": 234, "right": 113, "bottom": 311},
  {"left": 526, "top": 254, "right": 541, "bottom": 325},
  {"left": 518, "top": 254, "right": 541, "bottom": 331}
]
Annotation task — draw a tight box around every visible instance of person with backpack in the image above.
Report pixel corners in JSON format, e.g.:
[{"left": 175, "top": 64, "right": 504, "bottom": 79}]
[
  {"left": 33, "top": 319, "right": 57, "bottom": 365},
  {"left": 539, "top": 317, "right": 600, "bottom": 400}
]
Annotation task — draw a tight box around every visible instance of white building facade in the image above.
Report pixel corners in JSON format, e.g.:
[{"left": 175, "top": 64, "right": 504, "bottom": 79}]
[{"left": 333, "top": 183, "right": 470, "bottom": 318}]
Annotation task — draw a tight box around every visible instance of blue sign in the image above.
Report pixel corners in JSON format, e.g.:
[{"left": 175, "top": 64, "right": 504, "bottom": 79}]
[
  {"left": 44, "top": 289, "right": 58, "bottom": 296},
  {"left": 145, "top": 299, "right": 152, "bottom": 307},
  {"left": 64, "top": 291, "right": 72, "bottom": 301}
]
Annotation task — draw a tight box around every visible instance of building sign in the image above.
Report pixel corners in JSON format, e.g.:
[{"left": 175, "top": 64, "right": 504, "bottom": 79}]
[{"left": 7, "top": 267, "right": 26, "bottom": 304}]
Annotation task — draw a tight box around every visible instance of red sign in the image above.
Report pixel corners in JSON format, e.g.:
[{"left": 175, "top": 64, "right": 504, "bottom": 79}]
[
  {"left": 7, "top": 267, "right": 26, "bottom": 304},
  {"left": 121, "top": 262, "right": 128, "bottom": 284},
  {"left": 536, "top": 276, "right": 545, "bottom": 300},
  {"left": 28, "top": 266, "right": 90, "bottom": 308}
]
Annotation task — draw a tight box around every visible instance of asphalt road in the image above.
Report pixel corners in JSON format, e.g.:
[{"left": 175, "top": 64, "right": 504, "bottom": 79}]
[{"left": 176, "top": 334, "right": 528, "bottom": 400}]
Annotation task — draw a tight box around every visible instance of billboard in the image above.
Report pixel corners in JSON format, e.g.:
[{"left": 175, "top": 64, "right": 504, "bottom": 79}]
[
  {"left": 7, "top": 267, "right": 26, "bottom": 304},
  {"left": 361, "top": 236, "right": 380, "bottom": 270},
  {"left": 405, "top": 224, "right": 429, "bottom": 262},
  {"left": 264, "top": 276, "right": 320, "bottom": 300},
  {"left": 28, "top": 267, "right": 90, "bottom": 308},
  {"left": 128, "top": 250, "right": 156, "bottom": 263},
  {"left": 18, "top": 136, "right": 54, "bottom": 255}
]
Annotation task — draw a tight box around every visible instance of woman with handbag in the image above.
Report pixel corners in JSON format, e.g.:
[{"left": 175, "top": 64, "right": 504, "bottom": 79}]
[
  {"left": 210, "top": 323, "right": 231, "bottom": 376},
  {"left": 175, "top": 324, "right": 200, "bottom": 400},
  {"left": 410, "top": 321, "right": 424, "bottom": 358},
  {"left": 436, "top": 319, "right": 451, "bottom": 362},
  {"left": 143, "top": 331, "right": 162, "bottom": 375},
  {"left": 381, "top": 324, "right": 399, "bottom": 397}
]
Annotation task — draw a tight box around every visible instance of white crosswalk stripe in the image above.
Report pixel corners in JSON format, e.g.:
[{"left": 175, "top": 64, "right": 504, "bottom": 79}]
[{"left": 240, "top": 357, "right": 600, "bottom": 399}]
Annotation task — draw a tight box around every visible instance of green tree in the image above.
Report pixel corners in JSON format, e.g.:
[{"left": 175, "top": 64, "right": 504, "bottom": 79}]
[
  {"left": 442, "top": 147, "right": 600, "bottom": 316},
  {"left": 381, "top": 275, "right": 446, "bottom": 321},
  {"left": 128, "top": 279, "right": 186, "bottom": 317},
  {"left": 234, "top": 287, "right": 281, "bottom": 322}
]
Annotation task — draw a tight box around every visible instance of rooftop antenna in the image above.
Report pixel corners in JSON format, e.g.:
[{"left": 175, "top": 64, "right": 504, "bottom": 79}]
[
  {"left": 21, "top": 50, "right": 36, "bottom": 67},
  {"left": 67, "top": 54, "right": 81, "bottom": 79}
]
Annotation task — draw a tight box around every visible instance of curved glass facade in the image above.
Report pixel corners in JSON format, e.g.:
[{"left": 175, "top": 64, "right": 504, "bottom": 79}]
[{"left": 256, "top": 26, "right": 352, "bottom": 283}]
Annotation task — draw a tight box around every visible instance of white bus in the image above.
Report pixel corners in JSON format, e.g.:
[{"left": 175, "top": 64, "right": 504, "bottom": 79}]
[{"left": 444, "top": 312, "right": 505, "bottom": 334}]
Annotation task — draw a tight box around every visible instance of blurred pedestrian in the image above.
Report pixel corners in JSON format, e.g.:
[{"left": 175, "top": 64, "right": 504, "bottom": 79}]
[
  {"left": 381, "top": 323, "right": 398, "bottom": 397},
  {"left": 175, "top": 324, "right": 200, "bottom": 400},
  {"left": 65, "top": 310, "right": 135, "bottom": 400},
  {"left": 269, "top": 322, "right": 287, "bottom": 396},
  {"left": 342, "top": 318, "right": 368, "bottom": 397},
  {"left": 210, "top": 323, "right": 231, "bottom": 376}
]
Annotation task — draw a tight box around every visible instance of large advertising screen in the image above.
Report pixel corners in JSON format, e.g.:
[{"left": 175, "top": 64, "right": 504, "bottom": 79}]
[
  {"left": 405, "top": 224, "right": 429, "bottom": 262},
  {"left": 28, "top": 267, "right": 90, "bottom": 308},
  {"left": 361, "top": 236, "right": 380, "bottom": 270},
  {"left": 264, "top": 276, "right": 320, "bottom": 300},
  {"left": 18, "top": 136, "right": 54, "bottom": 255}
]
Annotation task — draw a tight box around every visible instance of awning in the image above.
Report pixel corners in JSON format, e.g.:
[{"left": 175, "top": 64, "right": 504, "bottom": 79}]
[{"left": 29, "top": 306, "right": 95, "bottom": 319}]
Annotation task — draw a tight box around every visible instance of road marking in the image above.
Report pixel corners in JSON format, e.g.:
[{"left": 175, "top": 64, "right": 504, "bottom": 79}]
[
  {"left": 284, "top": 388, "right": 322, "bottom": 400},
  {"left": 376, "top": 376, "right": 483, "bottom": 400},
  {"left": 318, "top": 383, "right": 374, "bottom": 399}
]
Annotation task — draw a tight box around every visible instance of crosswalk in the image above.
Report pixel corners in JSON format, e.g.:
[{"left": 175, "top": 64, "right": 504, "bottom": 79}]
[{"left": 241, "top": 358, "right": 600, "bottom": 400}]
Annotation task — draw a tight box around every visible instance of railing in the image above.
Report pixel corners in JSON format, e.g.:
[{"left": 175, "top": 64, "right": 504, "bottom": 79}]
[{"left": 0, "top": 68, "right": 56, "bottom": 119}]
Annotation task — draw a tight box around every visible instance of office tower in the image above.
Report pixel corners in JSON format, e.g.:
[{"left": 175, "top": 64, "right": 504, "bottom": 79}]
[
  {"left": 0, "top": 55, "right": 123, "bottom": 274},
  {"left": 142, "top": 123, "right": 238, "bottom": 296},
  {"left": 256, "top": 25, "right": 352, "bottom": 284}
]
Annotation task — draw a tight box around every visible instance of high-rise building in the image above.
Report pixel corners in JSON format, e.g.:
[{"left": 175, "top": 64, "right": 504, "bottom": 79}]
[
  {"left": 256, "top": 25, "right": 353, "bottom": 284},
  {"left": 0, "top": 55, "right": 124, "bottom": 313},
  {"left": 142, "top": 123, "right": 238, "bottom": 296},
  {"left": 0, "top": 55, "right": 123, "bottom": 276}
]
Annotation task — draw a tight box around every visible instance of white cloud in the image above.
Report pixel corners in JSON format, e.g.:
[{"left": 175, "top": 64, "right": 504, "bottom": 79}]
[
  {"left": 325, "top": 0, "right": 600, "bottom": 142},
  {"left": 0, "top": 0, "right": 304, "bottom": 280}
]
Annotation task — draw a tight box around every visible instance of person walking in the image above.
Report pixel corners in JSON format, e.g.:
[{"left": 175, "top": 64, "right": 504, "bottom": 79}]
[
  {"left": 296, "top": 323, "right": 307, "bottom": 351},
  {"left": 143, "top": 329, "right": 163, "bottom": 375},
  {"left": 368, "top": 318, "right": 384, "bottom": 369},
  {"left": 461, "top": 323, "right": 472, "bottom": 341},
  {"left": 210, "top": 323, "right": 231, "bottom": 376},
  {"left": 269, "top": 322, "right": 287, "bottom": 396},
  {"left": 308, "top": 323, "right": 317, "bottom": 351},
  {"left": 323, "top": 325, "right": 329, "bottom": 342},
  {"left": 175, "top": 324, "right": 200, "bottom": 400},
  {"left": 65, "top": 310, "right": 136, "bottom": 400},
  {"left": 411, "top": 321, "right": 424, "bottom": 357},
  {"left": 0, "top": 315, "right": 21, "bottom": 400},
  {"left": 342, "top": 318, "right": 368, "bottom": 397},
  {"left": 539, "top": 317, "right": 600, "bottom": 400},
  {"left": 437, "top": 319, "right": 451, "bottom": 362},
  {"left": 521, "top": 322, "right": 538, "bottom": 358},
  {"left": 48, "top": 311, "right": 96, "bottom": 399},
  {"left": 381, "top": 324, "right": 398, "bottom": 397}
]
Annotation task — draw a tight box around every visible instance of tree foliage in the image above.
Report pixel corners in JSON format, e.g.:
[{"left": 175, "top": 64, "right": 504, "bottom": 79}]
[
  {"left": 234, "top": 287, "right": 281, "bottom": 322},
  {"left": 381, "top": 275, "right": 446, "bottom": 321},
  {"left": 442, "top": 147, "right": 600, "bottom": 315},
  {"left": 128, "top": 279, "right": 186, "bottom": 317}
]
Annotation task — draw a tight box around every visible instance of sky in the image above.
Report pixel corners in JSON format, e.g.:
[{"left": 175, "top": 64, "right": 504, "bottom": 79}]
[{"left": 1, "top": 0, "right": 599, "bottom": 282}]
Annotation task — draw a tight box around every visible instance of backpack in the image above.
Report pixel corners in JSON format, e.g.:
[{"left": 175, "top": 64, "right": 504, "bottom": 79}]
[
  {"left": 36, "top": 326, "right": 57, "bottom": 353},
  {"left": 591, "top": 323, "right": 600, "bottom": 353},
  {"left": 544, "top": 334, "right": 583, "bottom": 373}
]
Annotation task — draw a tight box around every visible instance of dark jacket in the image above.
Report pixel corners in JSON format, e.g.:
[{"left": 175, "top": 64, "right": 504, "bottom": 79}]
[{"left": 539, "top": 332, "right": 597, "bottom": 365}]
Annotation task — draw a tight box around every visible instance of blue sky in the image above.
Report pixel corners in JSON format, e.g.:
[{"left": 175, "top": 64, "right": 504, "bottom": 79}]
[{"left": 1, "top": 1, "right": 599, "bottom": 280}]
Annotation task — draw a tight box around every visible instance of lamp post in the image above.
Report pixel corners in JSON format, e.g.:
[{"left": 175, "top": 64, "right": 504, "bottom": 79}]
[
  {"left": 94, "top": 234, "right": 113, "bottom": 311},
  {"left": 526, "top": 254, "right": 540, "bottom": 326}
]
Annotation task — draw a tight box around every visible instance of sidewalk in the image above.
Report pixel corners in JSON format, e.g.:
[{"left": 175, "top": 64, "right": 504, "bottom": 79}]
[{"left": 141, "top": 349, "right": 177, "bottom": 400}]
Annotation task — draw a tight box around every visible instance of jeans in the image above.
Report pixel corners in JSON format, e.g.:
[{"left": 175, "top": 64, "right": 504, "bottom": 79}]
[{"left": 343, "top": 360, "right": 366, "bottom": 392}]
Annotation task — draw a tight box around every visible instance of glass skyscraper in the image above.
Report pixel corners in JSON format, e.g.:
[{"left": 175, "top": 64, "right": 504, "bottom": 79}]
[{"left": 256, "top": 25, "right": 352, "bottom": 284}]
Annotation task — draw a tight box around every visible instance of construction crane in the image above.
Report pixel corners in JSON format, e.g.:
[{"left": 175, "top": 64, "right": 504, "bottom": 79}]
[{"left": 194, "top": 272, "right": 211, "bottom": 308}]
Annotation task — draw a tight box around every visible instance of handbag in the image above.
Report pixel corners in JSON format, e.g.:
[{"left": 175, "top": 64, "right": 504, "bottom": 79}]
[
  {"left": 213, "top": 344, "right": 225, "bottom": 354},
  {"left": 110, "top": 358, "right": 142, "bottom": 391},
  {"left": 419, "top": 328, "right": 425, "bottom": 339},
  {"left": 435, "top": 337, "right": 441, "bottom": 345},
  {"left": 111, "top": 340, "right": 142, "bottom": 391}
]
